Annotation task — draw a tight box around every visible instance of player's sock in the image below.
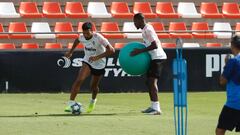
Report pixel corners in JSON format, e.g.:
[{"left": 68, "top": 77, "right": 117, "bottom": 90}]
[
  {"left": 87, "top": 99, "right": 97, "bottom": 113},
  {"left": 64, "top": 100, "right": 76, "bottom": 112},
  {"left": 151, "top": 101, "right": 162, "bottom": 113}
]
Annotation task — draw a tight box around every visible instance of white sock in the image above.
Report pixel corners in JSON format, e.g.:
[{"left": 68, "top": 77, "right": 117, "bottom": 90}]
[
  {"left": 90, "top": 99, "right": 97, "bottom": 103},
  {"left": 67, "top": 100, "right": 76, "bottom": 106},
  {"left": 151, "top": 101, "right": 161, "bottom": 112}
]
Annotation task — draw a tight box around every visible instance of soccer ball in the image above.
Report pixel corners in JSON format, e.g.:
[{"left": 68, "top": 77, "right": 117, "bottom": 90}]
[{"left": 71, "top": 102, "right": 82, "bottom": 115}]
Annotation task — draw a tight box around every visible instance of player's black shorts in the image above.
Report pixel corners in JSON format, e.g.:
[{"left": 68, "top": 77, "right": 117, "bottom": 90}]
[
  {"left": 147, "top": 59, "right": 166, "bottom": 78},
  {"left": 217, "top": 105, "right": 240, "bottom": 132},
  {"left": 82, "top": 61, "right": 105, "bottom": 76}
]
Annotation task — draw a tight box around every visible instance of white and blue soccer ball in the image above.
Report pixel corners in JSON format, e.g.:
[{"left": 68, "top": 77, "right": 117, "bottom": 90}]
[{"left": 71, "top": 102, "right": 82, "bottom": 115}]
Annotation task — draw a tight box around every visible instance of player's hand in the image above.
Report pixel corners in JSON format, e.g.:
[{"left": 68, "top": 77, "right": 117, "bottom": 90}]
[
  {"left": 65, "top": 52, "right": 72, "bottom": 59},
  {"left": 130, "top": 48, "right": 142, "bottom": 56},
  {"left": 89, "top": 56, "right": 99, "bottom": 62}
]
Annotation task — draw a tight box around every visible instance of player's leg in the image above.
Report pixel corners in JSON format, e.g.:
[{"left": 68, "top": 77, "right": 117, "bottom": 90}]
[
  {"left": 65, "top": 63, "right": 91, "bottom": 112},
  {"left": 215, "top": 128, "right": 226, "bottom": 135},
  {"left": 86, "top": 67, "right": 105, "bottom": 113},
  {"left": 142, "top": 60, "right": 165, "bottom": 115},
  {"left": 86, "top": 75, "right": 102, "bottom": 113}
]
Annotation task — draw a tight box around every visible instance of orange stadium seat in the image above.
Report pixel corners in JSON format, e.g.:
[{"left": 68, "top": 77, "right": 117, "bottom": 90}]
[
  {"left": 0, "top": 23, "right": 8, "bottom": 39},
  {"left": 133, "top": 2, "right": 157, "bottom": 18},
  {"left": 0, "top": 43, "right": 16, "bottom": 49},
  {"left": 191, "top": 22, "right": 215, "bottom": 38},
  {"left": 8, "top": 22, "right": 32, "bottom": 39},
  {"left": 148, "top": 22, "right": 170, "bottom": 38},
  {"left": 204, "top": 43, "right": 222, "bottom": 47},
  {"left": 78, "top": 22, "right": 97, "bottom": 32},
  {"left": 54, "top": 22, "right": 78, "bottom": 39},
  {"left": 110, "top": 2, "right": 133, "bottom": 18},
  {"left": 161, "top": 43, "right": 176, "bottom": 48},
  {"left": 44, "top": 43, "right": 62, "bottom": 49},
  {"left": 101, "top": 22, "right": 125, "bottom": 39},
  {"left": 200, "top": 2, "right": 223, "bottom": 18},
  {"left": 21, "top": 43, "right": 39, "bottom": 49},
  {"left": 65, "top": 2, "right": 89, "bottom": 18},
  {"left": 67, "top": 43, "right": 84, "bottom": 49},
  {"left": 19, "top": 2, "right": 43, "bottom": 18},
  {"left": 43, "top": 2, "right": 66, "bottom": 18},
  {"left": 222, "top": 3, "right": 240, "bottom": 18},
  {"left": 236, "top": 23, "right": 240, "bottom": 35},
  {"left": 169, "top": 22, "right": 192, "bottom": 38},
  {"left": 156, "top": 2, "right": 180, "bottom": 18},
  {"left": 114, "top": 43, "right": 125, "bottom": 49}
]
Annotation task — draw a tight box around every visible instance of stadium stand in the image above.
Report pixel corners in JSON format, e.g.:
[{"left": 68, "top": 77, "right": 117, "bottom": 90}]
[
  {"left": 204, "top": 43, "right": 223, "bottom": 47},
  {"left": 133, "top": 2, "right": 157, "bottom": 18},
  {"left": 110, "top": 2, "right": 133, "bottom": 18},
  {"left": 8, "top": 22, "right": 32, "bottom": 39},
  {"left": 169, "top": 22, "right": 193, "bottom": 38},
  {"left": 31, "top": 22, "right": 56, "bottom": 39},
  {"left": 67, "top": 43, "right": 84, "bottom": 49},
  {"left": 177, "top": 2, "right": 201, "bottom": 18},
  {"left": 182, "top": 43, "right": 200, "bottom": 48},
  {"left": 114, "top": 43, "right": 125, "bottom": 49},
  {"left": 87, "top": 2, "right": 112, "bottom": 18},
  {"left": 161, "top": 43, "right": 176, "bottom": 48},
  {"left": 222, "top": 2, "right": 240, "bottom": 18},
  {"left": 123, "top": 22, "right": 142, "bottom": 39},
  {"left": 0, "top": 2, "right": 20, "bottom": 18},
  {"left": 65, "top": 2, "right": 89, "bottom": 18},
  {"left": 43, "top": 2, "right": 66, "bottom": 18},
  {"left": 101, "top": 22, "right": 125, "bottom": 39},
  {"left": 213, "top": 22, "right": 232, "bottom": 39},
  {"left": 191, "top": 22, "right": 215, "bottom": 39},
  {"left": 148, "top": 22, "right": 170, "bottom": 38},
  {"left": 0, "top": 23, "right": 9, "bottom": 39},
  {"left": 0, "top": 43, "right": 16, "bottom": 49},
  {"left": 200, "top": 2, "right": 223, "bottom": 18},
  {"left": 21, "top": 43, "right": 39, "bottom": 49},
  {"left": 54, "top": 22, "right": 78, "bottom": 39},
  {"left": 156, "top": 2, "right": 180, "bottom": 18},
  {"left": 19, "top": 2, "right": 43, "bottom": 18},
  {"left": 44, "top": 43, "right": 62, "bottom": 49}
]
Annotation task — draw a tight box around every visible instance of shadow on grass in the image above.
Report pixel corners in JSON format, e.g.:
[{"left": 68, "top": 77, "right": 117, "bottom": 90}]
[{"left": 0, "top": 113, "right": 119, "bottom": 118}]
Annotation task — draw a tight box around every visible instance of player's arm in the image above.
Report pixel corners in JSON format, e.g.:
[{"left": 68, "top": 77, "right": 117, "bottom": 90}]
[
  {"left": 219, "top": 56, "right": 234, "bottom": 85},
  {"left": 65, "top": 38, "right": 80, "bottom": 58},
  {"left": 89, "top": 45, "right": 115, "bottom": 62},
  {"left": 130, "top": 41, "right": 157, "bottom": 56}
]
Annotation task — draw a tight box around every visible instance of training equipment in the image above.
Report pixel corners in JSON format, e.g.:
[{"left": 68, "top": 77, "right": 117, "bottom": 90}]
[
  {"left": 71, "top": 102, "right": 82, "bottom": 115},
  {"left": 119, "top": 42, "right": 151, "bottom": 75},
  {"left": 173, "top": 38, "right": 188, "bottom": 135}
]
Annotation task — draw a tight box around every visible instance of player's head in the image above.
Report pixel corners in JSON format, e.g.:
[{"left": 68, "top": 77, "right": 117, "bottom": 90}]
[
  {"left": 82, "top": 22, "right": 93, "bottom": 40},
  {"left": 133, "top": 13, "right": 145, "bottom": 29},
  {"left": 231, "top": 35, "right": 240, "bottom": 55}
]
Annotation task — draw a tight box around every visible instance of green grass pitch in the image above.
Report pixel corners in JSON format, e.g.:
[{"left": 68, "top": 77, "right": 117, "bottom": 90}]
[{"left": 0, "top": 92, "right": 238, "bottom": 135}]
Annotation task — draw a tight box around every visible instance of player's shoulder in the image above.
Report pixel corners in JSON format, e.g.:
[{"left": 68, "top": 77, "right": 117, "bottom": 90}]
[
  {"left": 93, "top": 33, "right": 104, "bottom": 38},
  {"left": 145, "top": 24, "right": 155, "bottom": 32},
  {"left": 78, "top": 34, "right": 85, "bottom": 41}
]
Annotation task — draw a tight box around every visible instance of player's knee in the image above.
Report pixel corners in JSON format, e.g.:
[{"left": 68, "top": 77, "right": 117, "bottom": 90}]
[
  {"left": 215, "top": 128, "right": 225, "bottom": 135},
  {"left": 146, "top": 79, "right": 154, "bottom": 87},
  {"left": 90, "top": 85, "right": 99, "bottom": 91}
]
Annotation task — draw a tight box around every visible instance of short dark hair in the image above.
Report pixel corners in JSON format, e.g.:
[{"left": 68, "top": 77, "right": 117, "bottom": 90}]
[
  {"left": 133, "top": 13, "right": 145, "bottom": 20},
  {"left": 82, "top": 22, "right": 92, "bottom": 31},
  {"left": 231, "top": 35, "right": 240, "bottom": 50}
]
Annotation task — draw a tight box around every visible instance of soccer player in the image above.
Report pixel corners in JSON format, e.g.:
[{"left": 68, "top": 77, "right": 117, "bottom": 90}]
[
  {"left": 131, "top": 13, "right": 167, "bottom": 115},
  {"left": 64, "top": 22, "right": 115, "bottom": 113},
  {"left": 216, "top": 35, "right": 240, "bottom": 135}
]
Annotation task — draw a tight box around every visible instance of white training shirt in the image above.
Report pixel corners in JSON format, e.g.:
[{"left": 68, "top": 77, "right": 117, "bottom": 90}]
[
  {"left": 79, "top": 33, "right": 110, "bottom": 69},
  {"left": 142, "top": 24, "right": 167, "bottom": 60}
]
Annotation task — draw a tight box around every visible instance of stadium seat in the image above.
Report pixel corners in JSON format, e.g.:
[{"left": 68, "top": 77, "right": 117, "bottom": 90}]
[
  {"left": 0, "top": 2, "right": 20, "bottom": 18},
  {"left": 182, "top": 43, "right": 200, "bottom": 48},
  {"left": 21, "top": 43, "right": 39, "bottom": 49},
  {"left": 67, "top": 43, "right": 84, "bottom": 49},
  {"left": 43, "top": 2, "right": 66, "bottom": 18},
  {"left": 110, "top": 2, "right": 133, "bottom": 18},
  {"left": 31, "top": 22, "right": 56, "bottom": 39},
  {"left": 133, "top": 2, "right": 157, "bottom": 18},
  {"left": 169, "top": 22, "right": 193, "bottom": 38},
  {"left": 78, "top": 22, "right": 97, "bottom": 32},
  {"left": 54, "top": 22, "right": 78, "bottom": 39},
  {"left": 204, "top": 43, "right": 222, "bottom": 47},
  {"left": 87, "top": 2, "right": 112, "bottom": 18},
  {"left": 222, "top": 3, "right": 240, "bottom": 18},
  {"left": 213, "top": 22, "right": 232, "bottom": 39},
  {"left": 200, "top": 2, "right": 223, "bottom": 18},
  {"left": 177, "top": 2, "right": 201, "bottom": 18},
  {"left": 156, "top": 2, "right": 180, "bottom": 18},
  {"left": 0, "top": 43, "right": 15, "bottom": 49},
  {"left": 161, "top": 43, "right": 176, "bottom": 48},
  {"left": 19, "top": 2, "right": 43, "bottom": 18},
  {"left": 114, "top": 43, "right": 125, "bottom": 49},
  {"left": 123, "top": 22, "right": 142, "bottom": 39},
  {"left": 191, "top": 22, "right": 215, "bottom": 38},
  {"left": 8, "top": 22, "right": 32, "bottom": 39},
  {"left": 65, "top": 2, "right": 88, "bottom": 18},
  {"left": 236, "top": 23, "right": 240, "bottom": 36},
  {"left": 0, "top": 23, "right": 9, "bottom": 39},
  {"left": 44, "top": 43, "right": 62, "bottom": 49},
  {"left": 148, "top": 22, "right": 170, "bottom": 38},
  {"left": 101, "top": 22, "right": 125, "bottom": 39}
]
